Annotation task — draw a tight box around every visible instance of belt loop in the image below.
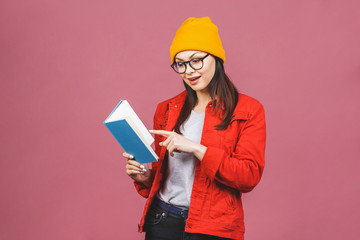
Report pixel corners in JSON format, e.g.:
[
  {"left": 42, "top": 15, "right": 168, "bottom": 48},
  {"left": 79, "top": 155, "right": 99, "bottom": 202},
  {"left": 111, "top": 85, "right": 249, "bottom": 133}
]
[
  {"left": 165, "top": 202, "right": 171, "bottom": 215},
  {"left": 180, "top": 209, "right": 188, "bottom": 219}
]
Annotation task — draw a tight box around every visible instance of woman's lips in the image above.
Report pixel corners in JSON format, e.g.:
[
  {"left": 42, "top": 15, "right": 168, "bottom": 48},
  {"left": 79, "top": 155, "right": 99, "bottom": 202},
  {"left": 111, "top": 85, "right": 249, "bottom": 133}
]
[{"left": 188, "top": 76, "right": 200, "bottom": 85}]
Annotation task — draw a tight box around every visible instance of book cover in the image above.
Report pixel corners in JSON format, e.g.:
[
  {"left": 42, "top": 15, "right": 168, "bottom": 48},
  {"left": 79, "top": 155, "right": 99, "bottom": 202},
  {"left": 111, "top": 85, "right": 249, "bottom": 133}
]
[{"left": 104, "top": 100, "right": 158, "bottom": 164}]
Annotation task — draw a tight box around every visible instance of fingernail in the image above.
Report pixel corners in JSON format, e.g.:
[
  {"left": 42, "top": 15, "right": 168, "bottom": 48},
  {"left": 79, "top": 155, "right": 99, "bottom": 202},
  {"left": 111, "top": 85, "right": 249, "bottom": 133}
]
[
  {"left": 142, "top": 168, "right": 147, "bottom": 172},
  {"left": 140, "top": 165, "right": 145, "bottom": 169},
  {"left": 141, "top": 171, "right": 145, "bottom": 175},
  {"left": 130, "top": 155, "right": 134, "bottom": 159},
  {"left": 149, "top": 130, "right": 153, "bottom": 133}
]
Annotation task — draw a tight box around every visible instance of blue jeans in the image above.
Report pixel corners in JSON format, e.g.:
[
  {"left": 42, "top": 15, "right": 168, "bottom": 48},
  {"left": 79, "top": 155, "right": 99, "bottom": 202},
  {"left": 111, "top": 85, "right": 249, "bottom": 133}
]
[{"left": 144, "top": 198, "right": 233, "bottom": 240}]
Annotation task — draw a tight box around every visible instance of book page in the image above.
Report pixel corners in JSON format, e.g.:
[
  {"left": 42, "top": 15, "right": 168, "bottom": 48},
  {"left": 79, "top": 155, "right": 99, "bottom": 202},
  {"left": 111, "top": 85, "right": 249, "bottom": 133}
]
[{"left": 105, "top": 100, "right": 154, "bottom": 145}]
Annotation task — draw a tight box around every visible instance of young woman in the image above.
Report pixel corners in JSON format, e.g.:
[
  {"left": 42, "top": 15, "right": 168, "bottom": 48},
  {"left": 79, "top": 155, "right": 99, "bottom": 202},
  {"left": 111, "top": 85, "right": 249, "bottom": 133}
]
[{"left": 123, "top": 17, "right": 266, "bottom": 240}]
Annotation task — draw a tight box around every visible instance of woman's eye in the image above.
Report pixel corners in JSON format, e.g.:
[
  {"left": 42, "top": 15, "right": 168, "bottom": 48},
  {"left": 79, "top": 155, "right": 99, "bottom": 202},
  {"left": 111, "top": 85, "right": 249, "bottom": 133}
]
[
  {"left": 176, "top": 62, "right": 184, "bottom": 67},
  {"left": 191, "top": 59, "right": 201, "bottom": 63}
]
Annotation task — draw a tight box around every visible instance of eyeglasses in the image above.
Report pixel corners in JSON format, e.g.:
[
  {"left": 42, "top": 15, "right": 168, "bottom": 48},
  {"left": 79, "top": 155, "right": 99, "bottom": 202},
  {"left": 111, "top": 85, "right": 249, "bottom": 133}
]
[{"left": 171, "top": 54, "right": 209, "bottom": 74}]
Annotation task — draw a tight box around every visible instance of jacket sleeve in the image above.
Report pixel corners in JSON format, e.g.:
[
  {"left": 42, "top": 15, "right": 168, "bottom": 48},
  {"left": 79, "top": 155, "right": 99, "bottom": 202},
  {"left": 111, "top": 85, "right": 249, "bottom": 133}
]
[
  {"left": 133, "top": 104, "right": 162, "bottom": 198},
  {"left": 200, "top": 102, "right": 266, "bottom": 192}
]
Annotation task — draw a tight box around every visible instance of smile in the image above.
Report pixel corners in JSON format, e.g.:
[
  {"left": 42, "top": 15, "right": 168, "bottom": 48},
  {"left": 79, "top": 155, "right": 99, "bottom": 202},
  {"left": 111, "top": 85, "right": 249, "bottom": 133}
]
[
  {"left": 188, "top": 76, "right": 200, "bottom": 81},
  {"left": 187, "top": 76, "right": 200, "bottom": 85}
]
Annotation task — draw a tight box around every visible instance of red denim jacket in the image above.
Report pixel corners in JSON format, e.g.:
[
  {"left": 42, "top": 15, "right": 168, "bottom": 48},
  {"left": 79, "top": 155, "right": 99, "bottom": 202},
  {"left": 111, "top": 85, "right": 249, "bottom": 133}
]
[{"left": 134, "top": 91, "right": 266, "bottom": 240}]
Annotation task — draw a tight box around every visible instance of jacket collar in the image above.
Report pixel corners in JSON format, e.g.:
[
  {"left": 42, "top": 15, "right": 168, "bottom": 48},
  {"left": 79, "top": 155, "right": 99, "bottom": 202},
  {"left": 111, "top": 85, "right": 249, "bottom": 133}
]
[{"left": 168, "top": 90, "right": 187, "bottom": 106}]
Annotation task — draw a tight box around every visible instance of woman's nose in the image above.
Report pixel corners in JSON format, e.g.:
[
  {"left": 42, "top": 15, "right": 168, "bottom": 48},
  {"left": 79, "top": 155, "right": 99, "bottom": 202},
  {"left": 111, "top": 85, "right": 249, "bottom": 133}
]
[{"left": 185, "top": 63, "right": 195, "bottom": 74}]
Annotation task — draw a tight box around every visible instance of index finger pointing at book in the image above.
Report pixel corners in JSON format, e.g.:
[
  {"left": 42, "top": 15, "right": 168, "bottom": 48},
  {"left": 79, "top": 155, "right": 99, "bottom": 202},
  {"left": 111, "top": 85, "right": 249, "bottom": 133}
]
[{"left": 149, "top": 130, "right": 172, "bottom": 137}]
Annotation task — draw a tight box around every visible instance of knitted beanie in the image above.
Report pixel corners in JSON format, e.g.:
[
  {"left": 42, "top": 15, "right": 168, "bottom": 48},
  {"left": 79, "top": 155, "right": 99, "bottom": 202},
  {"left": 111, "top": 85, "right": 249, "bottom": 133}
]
[{"left": 170, "top": 17, "right": 226, "bottom": 63}]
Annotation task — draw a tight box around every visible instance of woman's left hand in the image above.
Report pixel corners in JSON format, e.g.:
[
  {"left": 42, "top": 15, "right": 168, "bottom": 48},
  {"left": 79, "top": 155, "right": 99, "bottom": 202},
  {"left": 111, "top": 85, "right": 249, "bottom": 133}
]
[{"left": 150, "top": 130, "right": 207, "bottom": 160}]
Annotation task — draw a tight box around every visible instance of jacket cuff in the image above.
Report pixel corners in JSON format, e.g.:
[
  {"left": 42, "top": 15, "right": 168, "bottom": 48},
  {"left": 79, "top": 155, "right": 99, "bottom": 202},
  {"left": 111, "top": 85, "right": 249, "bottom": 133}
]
[
  {"left": 133, "top": 181, "right": 150, "bottom": 198},
  {"left": 201, "top": 146, "right": 225, "bottom": 180}
]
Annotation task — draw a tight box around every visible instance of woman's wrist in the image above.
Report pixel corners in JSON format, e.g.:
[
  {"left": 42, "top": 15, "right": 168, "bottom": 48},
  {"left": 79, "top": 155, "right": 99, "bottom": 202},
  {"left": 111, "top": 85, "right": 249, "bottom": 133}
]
[{"left": 193, "top": 143, "right": 207, "bottom": 161}]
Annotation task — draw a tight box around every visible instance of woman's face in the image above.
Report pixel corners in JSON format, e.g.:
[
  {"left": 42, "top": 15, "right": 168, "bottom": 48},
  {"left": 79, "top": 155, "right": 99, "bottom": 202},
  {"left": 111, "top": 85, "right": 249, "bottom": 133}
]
[{"left": 174, "top": 50, "right": 216, "bottom": 94}]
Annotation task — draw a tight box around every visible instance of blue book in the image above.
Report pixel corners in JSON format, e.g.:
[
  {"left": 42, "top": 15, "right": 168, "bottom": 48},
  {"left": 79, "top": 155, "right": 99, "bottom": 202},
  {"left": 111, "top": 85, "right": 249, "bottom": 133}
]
[{"left": 104, "top": 100, "right": 158, "bottom": 164}]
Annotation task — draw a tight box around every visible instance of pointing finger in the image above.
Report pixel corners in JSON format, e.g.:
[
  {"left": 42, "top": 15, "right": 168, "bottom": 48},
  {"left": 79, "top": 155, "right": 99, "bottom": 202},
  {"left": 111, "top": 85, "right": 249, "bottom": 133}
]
[{"left": 149, "top": 130, "right": 172, "bottom": 137}]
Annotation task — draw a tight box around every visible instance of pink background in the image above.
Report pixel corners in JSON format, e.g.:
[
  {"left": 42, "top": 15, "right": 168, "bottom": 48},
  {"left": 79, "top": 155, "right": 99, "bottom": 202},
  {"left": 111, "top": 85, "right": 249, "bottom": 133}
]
[{"left": 1, "top": 0, "right": 359, "bottom": 239}]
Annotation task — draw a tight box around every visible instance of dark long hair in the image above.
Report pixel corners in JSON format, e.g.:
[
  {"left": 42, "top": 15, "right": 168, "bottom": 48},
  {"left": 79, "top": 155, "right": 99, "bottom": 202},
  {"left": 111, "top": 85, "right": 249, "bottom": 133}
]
[{"left": 174, "top": 56, "right": 238, "bottom": 133}]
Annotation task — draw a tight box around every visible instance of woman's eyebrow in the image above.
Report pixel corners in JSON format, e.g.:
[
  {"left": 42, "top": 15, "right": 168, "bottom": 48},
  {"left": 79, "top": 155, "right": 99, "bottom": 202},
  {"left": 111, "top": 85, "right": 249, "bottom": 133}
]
[{"left": 175, "top": 52, "right": 203, "bottom": 61}]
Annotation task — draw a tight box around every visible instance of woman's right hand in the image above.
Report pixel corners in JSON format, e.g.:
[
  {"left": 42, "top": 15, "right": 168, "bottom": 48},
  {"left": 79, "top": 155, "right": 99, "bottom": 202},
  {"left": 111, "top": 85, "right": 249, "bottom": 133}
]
[{"left": 123, "top": 152, "right": 153, "bottom": 187}]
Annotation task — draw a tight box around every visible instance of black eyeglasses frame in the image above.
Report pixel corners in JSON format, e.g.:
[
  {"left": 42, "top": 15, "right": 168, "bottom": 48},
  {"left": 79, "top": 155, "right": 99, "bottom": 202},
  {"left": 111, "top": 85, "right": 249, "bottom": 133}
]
[{"left": 170, "top": 54, "right": 210, "bottom": 74}]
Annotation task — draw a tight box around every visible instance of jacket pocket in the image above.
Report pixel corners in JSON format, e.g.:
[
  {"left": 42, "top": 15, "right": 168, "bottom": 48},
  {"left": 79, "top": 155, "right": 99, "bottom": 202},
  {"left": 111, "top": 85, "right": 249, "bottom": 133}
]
[
  {"left": 225, "top": 190, "right": 235, "bottom": 209},
  {"left": 209, "top": 182, "right": 237, "bottom": 221},
  {"left": 217, "top": 115, "right": 248, "bottom": 144}
]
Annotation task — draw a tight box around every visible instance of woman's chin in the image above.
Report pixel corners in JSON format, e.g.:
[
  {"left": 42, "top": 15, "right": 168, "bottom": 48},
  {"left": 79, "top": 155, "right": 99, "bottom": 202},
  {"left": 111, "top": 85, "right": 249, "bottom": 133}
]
[{"left": 185, "top": 82, "right": 205, "bottom": 92}]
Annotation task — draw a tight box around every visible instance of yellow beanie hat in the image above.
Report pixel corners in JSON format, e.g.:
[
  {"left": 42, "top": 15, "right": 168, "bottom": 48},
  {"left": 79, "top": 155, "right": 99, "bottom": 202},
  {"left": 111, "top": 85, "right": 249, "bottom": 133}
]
[{"left": 170, "top": 17, "right": 226, "bottom": 63}]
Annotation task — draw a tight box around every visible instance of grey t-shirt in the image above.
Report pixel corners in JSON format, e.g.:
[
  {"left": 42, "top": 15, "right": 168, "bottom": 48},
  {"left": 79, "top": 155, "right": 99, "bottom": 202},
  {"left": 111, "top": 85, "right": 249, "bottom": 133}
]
[{"left": 157, "top": 110, "right": 205, "bottom": 209}]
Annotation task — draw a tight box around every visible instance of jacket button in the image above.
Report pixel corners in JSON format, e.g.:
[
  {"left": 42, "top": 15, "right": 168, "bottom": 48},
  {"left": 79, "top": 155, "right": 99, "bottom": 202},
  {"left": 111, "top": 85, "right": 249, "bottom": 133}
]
[{"left": 175, "top": 105, "right": 177, "bottom": 107}]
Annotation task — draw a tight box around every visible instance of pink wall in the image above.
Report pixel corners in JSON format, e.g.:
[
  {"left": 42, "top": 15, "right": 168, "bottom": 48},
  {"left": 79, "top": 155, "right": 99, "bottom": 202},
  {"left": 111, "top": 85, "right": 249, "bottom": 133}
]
[{"left": 1, "top": 0, "right": 359, "bottom": 239}]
